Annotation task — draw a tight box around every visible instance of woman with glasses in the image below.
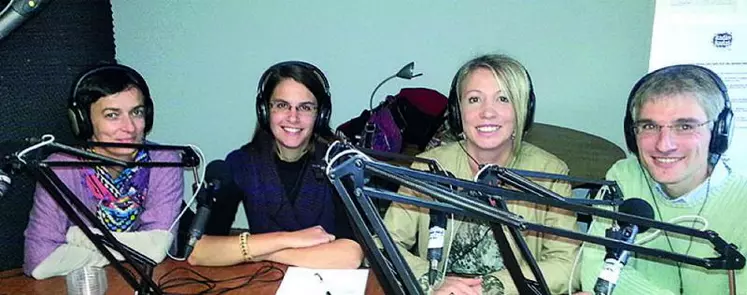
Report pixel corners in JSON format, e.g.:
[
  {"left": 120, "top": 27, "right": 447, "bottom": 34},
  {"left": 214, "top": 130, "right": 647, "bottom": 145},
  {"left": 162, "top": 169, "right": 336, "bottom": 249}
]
[{"left": 187, "top": 61, "right": 363, "bottom": 269}]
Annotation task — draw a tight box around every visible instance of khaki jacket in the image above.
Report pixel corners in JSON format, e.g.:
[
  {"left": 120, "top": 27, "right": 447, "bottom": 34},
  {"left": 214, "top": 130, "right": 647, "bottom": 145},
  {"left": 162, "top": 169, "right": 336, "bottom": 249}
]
[{"left": 381, "top": 141, "right": 580, "bottom": 294}]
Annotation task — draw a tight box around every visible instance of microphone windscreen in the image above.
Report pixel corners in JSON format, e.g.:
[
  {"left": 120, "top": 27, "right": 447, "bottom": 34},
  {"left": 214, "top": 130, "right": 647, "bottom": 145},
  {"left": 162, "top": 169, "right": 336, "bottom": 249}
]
[
  {"left": 205, "top": 160, "right": 231, "bottom": 187},
  {"left": 618, "top": 198, "right": 655, "bottom": 232}
]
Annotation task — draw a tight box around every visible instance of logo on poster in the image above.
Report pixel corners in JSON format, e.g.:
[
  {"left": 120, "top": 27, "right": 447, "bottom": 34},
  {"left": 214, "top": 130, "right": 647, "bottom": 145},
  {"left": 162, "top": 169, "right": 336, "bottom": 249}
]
[{"left": 712, "top": 32, "right": 733, "bottom": 48}]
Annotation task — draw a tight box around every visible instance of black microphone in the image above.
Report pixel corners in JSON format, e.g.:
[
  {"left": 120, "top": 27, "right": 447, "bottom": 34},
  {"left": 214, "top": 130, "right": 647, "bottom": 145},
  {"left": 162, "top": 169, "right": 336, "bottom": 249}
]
[
  {"left": 0, "top": 152, "right": 19, "bottom": 199},
  {"left": 0, "top": 168, "right": 10, "bottom": 199},
  {"left": 0, "top": 0, "right": 52, "bottom": 42},
  {"left": 427, "top": 209, "right": 447, "bottom": 285},
  {"left": 183, "top": 159, "right": 230, "bottom": 258},
  {"left": 593, "top": 198, "right": 654, "bottom": 295}
]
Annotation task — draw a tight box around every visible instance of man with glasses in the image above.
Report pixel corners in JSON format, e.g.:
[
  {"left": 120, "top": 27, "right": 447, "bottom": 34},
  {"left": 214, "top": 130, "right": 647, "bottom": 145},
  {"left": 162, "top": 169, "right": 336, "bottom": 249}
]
[{"left": 577, "top": 65, "right": 747, "bottom": 294}]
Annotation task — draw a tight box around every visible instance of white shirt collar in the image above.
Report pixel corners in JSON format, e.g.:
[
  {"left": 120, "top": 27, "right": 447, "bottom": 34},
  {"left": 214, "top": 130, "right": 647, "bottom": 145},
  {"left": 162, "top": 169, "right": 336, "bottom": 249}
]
[{"left": 654, "top": 160, "right": 730, "bottom": 206}]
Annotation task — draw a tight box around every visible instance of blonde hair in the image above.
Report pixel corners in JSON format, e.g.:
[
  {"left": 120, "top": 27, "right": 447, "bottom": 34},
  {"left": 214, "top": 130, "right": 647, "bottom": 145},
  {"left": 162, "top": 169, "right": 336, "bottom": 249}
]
[{"left": 452, "top": 54, "right": 532, "bottom": 153}]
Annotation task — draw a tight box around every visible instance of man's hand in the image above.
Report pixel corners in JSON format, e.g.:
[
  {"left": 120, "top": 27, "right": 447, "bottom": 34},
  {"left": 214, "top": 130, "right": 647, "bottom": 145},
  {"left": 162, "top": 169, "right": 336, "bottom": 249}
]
[{"left": 433, "top": 276, "right": 483, "bottom": 295}]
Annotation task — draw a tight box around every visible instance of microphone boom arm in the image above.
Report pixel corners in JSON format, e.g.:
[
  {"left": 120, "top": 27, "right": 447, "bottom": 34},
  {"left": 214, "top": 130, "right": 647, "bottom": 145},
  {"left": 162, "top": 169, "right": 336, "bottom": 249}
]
[
  {"left": 324, "top": 145, "right": 745, "bottom": 294},
  {"left": 8, "top": 139, "right": 201, "bottom": 295}
]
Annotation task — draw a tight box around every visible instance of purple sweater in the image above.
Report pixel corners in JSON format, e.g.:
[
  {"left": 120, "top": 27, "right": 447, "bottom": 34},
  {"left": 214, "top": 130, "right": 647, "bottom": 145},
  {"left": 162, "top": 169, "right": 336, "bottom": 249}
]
[{"left": 23, "top": 150, "right": 184, "bottom": 275}]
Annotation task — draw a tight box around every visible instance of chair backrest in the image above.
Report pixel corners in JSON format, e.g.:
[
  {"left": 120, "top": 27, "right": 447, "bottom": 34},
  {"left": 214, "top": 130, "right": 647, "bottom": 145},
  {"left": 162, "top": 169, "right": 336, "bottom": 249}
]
[{"left": 523, "top": 123, "right": 626, "bottom": 187}]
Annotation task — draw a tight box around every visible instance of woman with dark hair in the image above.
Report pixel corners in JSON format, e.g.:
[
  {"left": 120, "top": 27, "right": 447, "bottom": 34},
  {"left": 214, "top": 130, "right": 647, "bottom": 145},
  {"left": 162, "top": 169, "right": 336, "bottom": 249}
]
[
  {"left": 24, "top": 64, "right": 184, "bottom": 279},
  {"left": 187, "top": 61, "right": 363, "bottom": 269}
]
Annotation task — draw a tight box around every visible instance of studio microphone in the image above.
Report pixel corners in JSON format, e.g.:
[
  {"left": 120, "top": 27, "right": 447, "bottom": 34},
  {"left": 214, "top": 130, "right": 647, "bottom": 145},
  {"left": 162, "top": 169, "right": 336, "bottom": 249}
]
[
  {"left": 0, "top": 0, "right": 52, "bottom": 42},
  {"left": 0, "top": 168, "right": 10, "bottom": 199},
  {"left": 0, "top": 152, "right": 19, "bottom": 199},
  {"left": 183, "top": 159, "right": 230, "bottom": 258},
  {"left": 593, "top": 198, "right": 655, "bottom": 295},
  {"left": 427, "top": 209, "right": 447, "bottom": 285}
]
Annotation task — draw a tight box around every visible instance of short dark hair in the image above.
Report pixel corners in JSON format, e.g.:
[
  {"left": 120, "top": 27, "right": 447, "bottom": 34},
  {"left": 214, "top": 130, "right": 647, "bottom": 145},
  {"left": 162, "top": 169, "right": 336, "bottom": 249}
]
[{"left": 68, "top": 64, "right": 154, "bottom": 139}]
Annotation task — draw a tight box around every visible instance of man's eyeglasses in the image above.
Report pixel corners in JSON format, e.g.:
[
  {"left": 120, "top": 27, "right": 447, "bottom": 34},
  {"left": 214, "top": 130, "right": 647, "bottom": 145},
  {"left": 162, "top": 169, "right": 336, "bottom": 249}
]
[
  {"left": 269, "top": 100, "right": 318, "bottom": 116},
  {"left": 633, "top": 120, "right": 711, "bottom": 137}
]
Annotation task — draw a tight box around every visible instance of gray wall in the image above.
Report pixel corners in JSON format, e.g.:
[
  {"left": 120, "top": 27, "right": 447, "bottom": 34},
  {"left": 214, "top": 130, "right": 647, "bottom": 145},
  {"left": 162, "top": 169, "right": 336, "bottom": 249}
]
[{"left": 112, "top": 1, "right": 655, "bottom": 227}]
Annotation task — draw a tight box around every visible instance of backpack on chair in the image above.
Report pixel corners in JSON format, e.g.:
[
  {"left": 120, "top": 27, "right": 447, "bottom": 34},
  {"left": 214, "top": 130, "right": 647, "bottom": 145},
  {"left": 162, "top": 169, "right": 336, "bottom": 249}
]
[{"left": 337, "top": 87, "right": 448, "bottom": 153}]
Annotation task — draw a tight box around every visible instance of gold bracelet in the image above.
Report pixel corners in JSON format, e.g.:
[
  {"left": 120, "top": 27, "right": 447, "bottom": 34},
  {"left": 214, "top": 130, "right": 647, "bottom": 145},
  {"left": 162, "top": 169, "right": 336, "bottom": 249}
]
[{"left": 239, "top": 232, "right": 253, "bottom": 262}]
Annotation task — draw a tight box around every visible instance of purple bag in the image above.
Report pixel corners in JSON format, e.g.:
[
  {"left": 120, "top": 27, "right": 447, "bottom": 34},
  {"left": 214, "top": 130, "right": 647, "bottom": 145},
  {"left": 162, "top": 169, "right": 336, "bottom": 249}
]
[
  {"left": 337, "top": 88, "right": 448, "bottom": 152},
  {"left": 366, "top": 97, "right": 403, "bottom": 153}
]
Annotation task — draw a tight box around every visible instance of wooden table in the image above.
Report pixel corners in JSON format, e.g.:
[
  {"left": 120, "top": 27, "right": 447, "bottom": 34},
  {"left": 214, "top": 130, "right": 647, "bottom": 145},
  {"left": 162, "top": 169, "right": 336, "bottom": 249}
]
[{"left": 0, "top": 259, "right": 384, "bottom": 294}]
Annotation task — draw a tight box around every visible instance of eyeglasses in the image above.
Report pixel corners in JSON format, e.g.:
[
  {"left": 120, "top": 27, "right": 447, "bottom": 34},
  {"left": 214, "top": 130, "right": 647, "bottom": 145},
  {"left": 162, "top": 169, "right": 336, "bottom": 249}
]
[
  {"left": 269, "top": 100, "right": 318, "bottom": 116},
  {"left": 633, "top": 120, "right": 711, "bottom": 137}
]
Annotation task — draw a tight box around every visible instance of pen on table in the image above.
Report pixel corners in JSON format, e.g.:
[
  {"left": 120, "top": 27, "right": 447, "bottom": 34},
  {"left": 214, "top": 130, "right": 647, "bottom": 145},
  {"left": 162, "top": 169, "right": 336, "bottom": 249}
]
[{"left": 314, "top": 272, "right": 332, "bottom": 295}]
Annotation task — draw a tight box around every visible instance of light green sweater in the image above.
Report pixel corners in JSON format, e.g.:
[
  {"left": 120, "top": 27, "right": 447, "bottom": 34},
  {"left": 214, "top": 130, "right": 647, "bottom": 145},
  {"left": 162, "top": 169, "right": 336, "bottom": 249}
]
[{"left": 579, "top": 157, "right": 747, "bottom": 295}]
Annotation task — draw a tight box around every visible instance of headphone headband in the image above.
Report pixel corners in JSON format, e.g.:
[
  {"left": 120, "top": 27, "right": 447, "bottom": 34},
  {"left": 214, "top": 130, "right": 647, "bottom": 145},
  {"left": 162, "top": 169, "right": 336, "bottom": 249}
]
[
  {"left": 255, "top": 61, "right": 332, "bottom": 136},
  {"left": 68, "top": 64, "right": 154, "bottom": 140},
  {"left": 623, "top": 64, "right": 733, "bottom": 162},
  {"left": 447, "top": 64, "right": 536, "bottom": 136}
]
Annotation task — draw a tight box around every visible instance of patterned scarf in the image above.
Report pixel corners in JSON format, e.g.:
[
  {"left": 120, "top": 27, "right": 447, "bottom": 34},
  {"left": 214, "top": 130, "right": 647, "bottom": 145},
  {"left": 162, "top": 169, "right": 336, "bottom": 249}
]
[{"left": 80, "top": 149, "right": 151, "bottom": 232}]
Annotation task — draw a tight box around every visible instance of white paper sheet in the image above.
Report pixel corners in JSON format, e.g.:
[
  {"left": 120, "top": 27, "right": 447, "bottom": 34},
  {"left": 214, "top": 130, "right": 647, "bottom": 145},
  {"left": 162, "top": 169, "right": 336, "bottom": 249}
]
[
  {"left": 651, "top": 0, "right": 747, "bottom": 175},
  {"left": 275, "top": 267, "right": 369, "bottom": 295}
]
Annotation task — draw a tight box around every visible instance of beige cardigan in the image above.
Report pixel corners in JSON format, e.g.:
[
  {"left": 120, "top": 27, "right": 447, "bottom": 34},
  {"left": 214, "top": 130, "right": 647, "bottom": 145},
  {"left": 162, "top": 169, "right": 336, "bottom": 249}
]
[{"left": 381, "top": 141, "right": 580, "bottom": 294}]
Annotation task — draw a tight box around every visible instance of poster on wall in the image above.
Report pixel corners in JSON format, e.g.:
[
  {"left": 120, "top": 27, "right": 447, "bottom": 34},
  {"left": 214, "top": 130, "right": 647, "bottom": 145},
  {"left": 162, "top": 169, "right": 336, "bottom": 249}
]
[{"left": 650, "top": 0, "right": 747, "bottom": 175}]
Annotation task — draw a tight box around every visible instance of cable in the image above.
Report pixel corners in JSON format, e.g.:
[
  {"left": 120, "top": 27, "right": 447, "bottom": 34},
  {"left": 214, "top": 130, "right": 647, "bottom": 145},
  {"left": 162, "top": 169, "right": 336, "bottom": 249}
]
[
  {"left": 166, "top": 144, "right": 206, "bottom": 262},
  {"left": 567, "top": 219, "right": 597, "bottom": 295},
  {"left": 325, "top": 149, "right": 371, "bottom": 177},
  {"left": 567, "top": 198, "right": 711, "bottom": 294},
  {"left": 15, "top": 134, "right": 56, "bottom": 164},
  {"left": 639, "top": 161, "right": 711, "bottom": 295},
  {"left": 457, "top": 141, "right": 481, "bottom": 168},
  {"left": 323, "top": 140, "right": 343, "bottom": 164},
  {"left": 156, "top": 263, "right": 285, "bottom": 294},
  {"left": 635, "top": 215, "right": 709, "bottom": 245},
  {"left": 0, "top": 1, "right": 11, "bottom": 18},
  {"left": 435, "top": 213, "right": 456, "bottom": 286}
]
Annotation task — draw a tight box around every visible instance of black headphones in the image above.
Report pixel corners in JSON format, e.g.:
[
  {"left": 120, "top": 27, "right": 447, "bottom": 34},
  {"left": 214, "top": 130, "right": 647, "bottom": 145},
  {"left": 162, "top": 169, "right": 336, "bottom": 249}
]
[
  {"left": 68, "top": 64, "right": 154, "bottom": 140},
  {"left": 255, "top": 61, "right": 332, "bottom": 135},
  {"left": 623, "top": 64, "right": 733, "bottom": 158},
  {"left": 447, "top": 67, "right": 535, "bottom": 136}
]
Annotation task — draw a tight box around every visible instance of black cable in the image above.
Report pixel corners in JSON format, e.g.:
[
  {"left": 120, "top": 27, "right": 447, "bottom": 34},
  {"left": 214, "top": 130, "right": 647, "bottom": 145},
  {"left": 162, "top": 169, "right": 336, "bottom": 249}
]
[
  {"left": 156, "top": 264, "right": 285, "bottom": 295},
  {"left": 448, "top": 142, "right": 501, "bottom": 271},
  {"left": 457, "top": 142, "right": 481, "bottom": 169},
  {"left": 639, "top": 162, "right": 711, "bottom": 295}
]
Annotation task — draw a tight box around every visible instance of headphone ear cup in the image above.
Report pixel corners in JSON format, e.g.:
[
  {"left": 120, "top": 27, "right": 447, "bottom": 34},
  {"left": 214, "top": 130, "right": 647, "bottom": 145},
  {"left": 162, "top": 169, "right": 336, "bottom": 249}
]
[
  {"left": 523, "top": 86, "right": 536, "bottom": 134},
  {"left": 624, "top": 70, "right": 650, "bottom": 156},
  {"left": 447, "top": 73, "right": 462, "bottom": 136},
  {"left": 256, "top": 93, "right": 269, "bottom": 132},
  {"left": 255, "top": 61, "right": 332, "bottom": 135},
  {"left": 623, "top": 109, "right": 638, "bottom": 155},
  {"left": 709, "top": 108, "right": 732, "bottom": 155},
  {"left": 69, "top": 64, "right": 153, "bottom": 140},
  {"left": 67, "top": 105, "right": 91, "bottom": 140},
  {"left": 521, "top": 70, "right": 536, "bottom": 134},
  {"left": 316, "top": 106, "right": 331, "bottom": 131},
  {"left": 67, "top": 108, "right": 82, "bottom": 138}
]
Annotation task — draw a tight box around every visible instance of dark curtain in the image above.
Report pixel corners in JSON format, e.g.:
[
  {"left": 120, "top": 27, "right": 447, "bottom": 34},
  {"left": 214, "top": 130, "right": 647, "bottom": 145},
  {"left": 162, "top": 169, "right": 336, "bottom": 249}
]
[{"left": 0, "top": 0, "right": 115, "bottom": 271}]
